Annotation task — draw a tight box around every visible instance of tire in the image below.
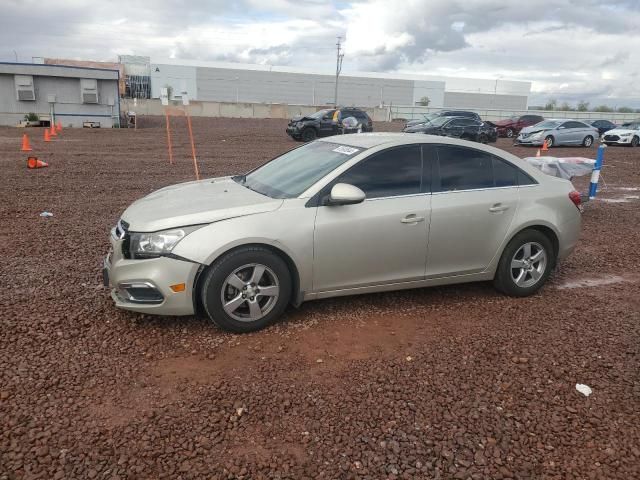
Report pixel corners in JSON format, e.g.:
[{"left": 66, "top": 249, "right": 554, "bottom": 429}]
[
  {"left": 631, "top": 136, "right": 639, "bottom": 147},
  {"left": 301, "top": 128, "right": 317, "bottom": 142},
  {"left": 506, "top": 128, "right": 514, "bottom": 138},
  {"left": 493, "top": 230, "right": 554, "bottom": 297},
  {"left": 544, "top": 135, "right": 554, "bottom": 148},
  {"left": 200, "top": 246, "right": 292, "bottom": 333},
  {"left": 479, "top": 134, "right": 488, "bottom": 144},
  {"left": 582, "top": 135, "right": 594, "bottom": 147}
]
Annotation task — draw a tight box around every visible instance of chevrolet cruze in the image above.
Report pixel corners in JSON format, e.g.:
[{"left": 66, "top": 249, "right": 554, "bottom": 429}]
[{"left": 104, "top": 133, "right": 582, "bottom": 332}]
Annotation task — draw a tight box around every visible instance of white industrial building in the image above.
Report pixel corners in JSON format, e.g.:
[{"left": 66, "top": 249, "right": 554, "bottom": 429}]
[
  {"left": 149, "top": 59, "right": 531, "bottom": 110},
  {"left": 0, "top": 63, "right": 120, "bottom": 128}
]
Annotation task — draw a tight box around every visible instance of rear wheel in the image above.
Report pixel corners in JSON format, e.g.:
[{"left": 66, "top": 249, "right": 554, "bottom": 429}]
[
  {"left": 201, "top": 247, "right": 292, "bottom": 333},
  {"left": 544, "top": 135, "right": 554, "bottom": 148},
  {"left": 494, "top": 230, "right": 554, "bottom": 297},
  {"left": 582, "top": 135, "right": 594, "bottom": 147},
  {"left": 631, "top": 136, "right": 639, "bottom": 147},
  {"left": 301, "top": 128, "right": 317, "bottom": 142}
]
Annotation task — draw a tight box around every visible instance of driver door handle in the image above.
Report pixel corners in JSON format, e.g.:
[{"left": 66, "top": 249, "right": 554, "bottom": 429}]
[
  {"left": 489, "top": 203, "right": 509, "bottom": 213},
  {"left": 401, "top": 214, "right": 425, "bottom": 224}
]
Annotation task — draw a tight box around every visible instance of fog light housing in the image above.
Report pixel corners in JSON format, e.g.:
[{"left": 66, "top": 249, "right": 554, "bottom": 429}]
[{"left": 116, "top": 282, "right": 164, "bottom": 304}]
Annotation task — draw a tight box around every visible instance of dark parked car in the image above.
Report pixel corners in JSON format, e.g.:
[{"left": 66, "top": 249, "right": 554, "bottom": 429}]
[
  {"left": 286, "top": 108, "right": 373, "bottom": 142},
  {"left": 493, "top": 114, "right": 544, "bottom": 138},
  {"left": 406, "top": 116, "right": 497, "bottom": 143},
  {"left": 404, "top": 110, "right": 481, "bottom": 129},
  {"left": 589, "top": 119, "right": 617, "bottom": 135}
]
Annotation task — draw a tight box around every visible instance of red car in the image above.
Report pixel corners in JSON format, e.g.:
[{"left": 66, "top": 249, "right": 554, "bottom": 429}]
[{"left": 494, "top": 114, "right": 544, "bottom": 138}]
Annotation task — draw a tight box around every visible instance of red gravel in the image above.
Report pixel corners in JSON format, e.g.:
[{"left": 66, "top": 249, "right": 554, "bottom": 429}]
[{"left": 1, "top": 118, "right": 639, "bottom": 479}]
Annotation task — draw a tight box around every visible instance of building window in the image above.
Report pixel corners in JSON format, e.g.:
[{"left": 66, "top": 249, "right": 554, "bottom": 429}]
[
  {"left": 81, "top": 78, "right": 99, "bottom": 103},
  {"left": 15, "top": 75, "right": 35, "bottom": 101}
]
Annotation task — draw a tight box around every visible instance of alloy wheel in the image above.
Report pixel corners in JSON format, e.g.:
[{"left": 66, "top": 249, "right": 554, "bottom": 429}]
[
  {"left": 220, "top": 263, "right": 280, "bottom": 322},
  {"left": 510, "top": 242, "right": 547, "bottom": 288}
]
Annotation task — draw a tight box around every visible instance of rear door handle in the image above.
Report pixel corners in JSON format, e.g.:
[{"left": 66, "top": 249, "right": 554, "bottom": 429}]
[
  {"left": 489, "top": 203, "right": 509, "bottom": 213},
  {"left": 401, "top": 214, "right": 425, "bottom": 224}
]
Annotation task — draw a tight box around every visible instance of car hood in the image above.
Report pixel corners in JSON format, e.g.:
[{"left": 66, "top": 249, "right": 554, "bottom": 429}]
[
  {"left": 405, "top": 119, "right": 427, "bottom": 127},
  {"left": 519, "top": 125, "right": 551, "bottom": 135},
  {"left": 604, "top": 128, "right": 638, "bottom": 136},
  {"left": 493, "top": 119, "right": 514, "bottom": 127},
  {"left": 121, "top": 177, "right": 283, "bottom": 232}
]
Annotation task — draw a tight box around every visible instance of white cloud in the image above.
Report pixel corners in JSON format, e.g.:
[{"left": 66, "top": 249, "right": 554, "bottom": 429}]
[{"left": 0, "top": 0, "right": 639, "bottom": 107}]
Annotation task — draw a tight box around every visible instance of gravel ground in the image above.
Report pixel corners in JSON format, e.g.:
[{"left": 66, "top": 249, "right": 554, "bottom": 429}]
[{"left": 1, "top": 118, "right": 639, "bottom": 480}]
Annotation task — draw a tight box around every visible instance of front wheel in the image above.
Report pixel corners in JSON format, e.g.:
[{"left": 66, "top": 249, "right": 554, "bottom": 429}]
[
  {"left": 301, "top": 128, "right": 317, "bottom": 142},
  {"left": 631, "top": 136, "right": 639, "bottom": 147},
  {"left": 582, "top": 135, "right": 594, "bottom": 147},
  {"left": 544, "top": 135, "right": 554, "bottom": 148},
  {"left": 506, "top": 128, "right": 514, "bottom": 138},
  {"left": 201, "top": 247, "right": 292, "bottom": 333},
  {"left": 494, "top": 230, "right": 554, "bottom": 297}
]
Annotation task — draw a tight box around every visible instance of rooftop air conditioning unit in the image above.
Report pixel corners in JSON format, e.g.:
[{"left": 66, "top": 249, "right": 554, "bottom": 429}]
[
  {"left": 81, "top": 78, "right": 98, "bottom": 104},
  {"left": 15, "top": 75, "right": 35, "bottom": 101}
]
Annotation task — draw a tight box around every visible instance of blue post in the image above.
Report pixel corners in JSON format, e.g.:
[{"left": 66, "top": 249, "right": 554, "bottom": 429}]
[{"left": 588, "top": 144, "right": 606, "bottom": 200}]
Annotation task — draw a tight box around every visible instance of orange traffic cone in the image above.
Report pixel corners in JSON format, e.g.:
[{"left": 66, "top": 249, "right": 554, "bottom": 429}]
[
  {"left": 50, "top": 123, "right": 57, "bottom": 137},
  {"left": 27, "top": 156, "right": 49, "bottom": 169},
  {"left": 56, "top": 120, "right": 62, "bottom": 133},
  {"left": 536, "top": 148, "right": 541, "bottom": 157},
  {"left": 44, "top": 129, "right": 51, "bottom": 142},
  {"left": 541, "top": 139, "right": 549, "bottom": 151},
  {"left": 21, "top": 134, "right": 32, "bottom": 151}
]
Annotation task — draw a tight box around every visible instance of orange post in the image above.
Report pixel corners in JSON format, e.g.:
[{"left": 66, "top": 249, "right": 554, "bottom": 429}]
[
  {"left": 50, "top": 123, "right": 57, "bottom": 137},
  {"left": 164, "top": 110, "right": 174, "bottom": 165},
  {"left": 44, "top": 129, "right": 51, "bottom": 142},
  {"left": 21, "top": 134, "right": 32, "bottom": 151},
  {"left": 56, "top": 120, "right": 62, "bottom": 133},
  {"left": 185, "top": 111, "right": 200, "bottom": 181}
]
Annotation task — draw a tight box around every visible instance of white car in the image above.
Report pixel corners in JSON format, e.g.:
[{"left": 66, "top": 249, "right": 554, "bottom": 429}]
[{"left": 601, "top": 121, "right": 640, "bottom": 147}]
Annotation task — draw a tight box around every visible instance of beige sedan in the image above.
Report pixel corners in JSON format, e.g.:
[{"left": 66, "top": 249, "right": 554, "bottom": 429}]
[{"left": 104, "top": 133, "right": 582, "bottom": 332}]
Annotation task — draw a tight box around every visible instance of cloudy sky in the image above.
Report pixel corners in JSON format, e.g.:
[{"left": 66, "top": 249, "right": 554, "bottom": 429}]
[{"left": 2, "top": 0, "right": 640, "bottom": 107}]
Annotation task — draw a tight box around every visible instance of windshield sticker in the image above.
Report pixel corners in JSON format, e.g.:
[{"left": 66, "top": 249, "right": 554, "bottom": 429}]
[{"left": 332, "top": 146, "right": 360, "bottom": 155}]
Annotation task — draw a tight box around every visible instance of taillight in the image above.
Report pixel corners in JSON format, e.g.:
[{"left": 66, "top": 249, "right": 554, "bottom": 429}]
[{"left": 568, "top": 190, "right": 582, "bottom": 210}]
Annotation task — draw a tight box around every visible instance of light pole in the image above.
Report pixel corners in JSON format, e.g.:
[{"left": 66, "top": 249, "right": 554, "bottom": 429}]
[{"left": 334, "top": 36, "right": 344, "bottom": 107}]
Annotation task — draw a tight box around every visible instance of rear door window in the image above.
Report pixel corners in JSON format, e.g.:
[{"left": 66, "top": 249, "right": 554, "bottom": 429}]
[
  {"left": 436, "top": 145, "right": 535, "bottom": 191},
  {"left": 435, "top": 146, "right": 494, "bottom": 191}
]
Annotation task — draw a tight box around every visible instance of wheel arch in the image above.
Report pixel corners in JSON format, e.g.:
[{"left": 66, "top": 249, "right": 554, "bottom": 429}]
[
  {"left": 503, "top": 224, "right": 560, "bottom": 265},
  {"left": 193, "top": 242, "right": 303, "bottom": 316}
]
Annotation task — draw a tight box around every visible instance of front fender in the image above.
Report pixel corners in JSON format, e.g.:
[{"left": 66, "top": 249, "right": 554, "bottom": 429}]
[{"left": 171, "top": 199, "right": 316, "bottom": 294}]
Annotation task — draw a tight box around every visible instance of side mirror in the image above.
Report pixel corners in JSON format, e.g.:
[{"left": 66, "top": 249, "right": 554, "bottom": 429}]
[{"left": 328, "top": 183, "right": 366, "bottom": 206}]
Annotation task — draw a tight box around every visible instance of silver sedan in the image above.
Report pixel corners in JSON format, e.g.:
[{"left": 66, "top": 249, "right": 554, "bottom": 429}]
[
  {"left": 104, "top": 134, "right": 582, "bottom": 332},
  {"left": 517, "top": 119, "right": 600, "bottom": 147}
]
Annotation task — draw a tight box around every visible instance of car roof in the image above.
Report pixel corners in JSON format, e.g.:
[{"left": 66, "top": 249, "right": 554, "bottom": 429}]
[{"left": 317, "top": 132, "right": 479, "bottom": 149}]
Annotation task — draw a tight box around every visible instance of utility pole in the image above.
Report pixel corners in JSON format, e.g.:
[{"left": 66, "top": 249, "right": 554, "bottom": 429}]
[{"left": 334, "top": 36, "right": 344, "bottom": 107}]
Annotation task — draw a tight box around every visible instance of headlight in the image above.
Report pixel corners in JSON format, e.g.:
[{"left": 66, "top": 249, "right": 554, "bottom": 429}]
[{"left": 129, "top": 225, "right": 204, "bottom": 259}]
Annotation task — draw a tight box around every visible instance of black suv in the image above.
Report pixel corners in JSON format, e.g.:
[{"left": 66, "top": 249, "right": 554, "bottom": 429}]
[
  {"left": 407, "top": 116, "right": 497, "bottom": 143},
  {"left": 404, "top": 110, "right": 481, "bottom": 130},
  {"left": 286, "top": 108, "right": 373, "bottom": 142}
]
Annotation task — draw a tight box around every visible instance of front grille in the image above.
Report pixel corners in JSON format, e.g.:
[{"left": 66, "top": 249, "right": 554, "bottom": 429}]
[{"left": 604, "top": 135, "right": 620, "bottom": 141}]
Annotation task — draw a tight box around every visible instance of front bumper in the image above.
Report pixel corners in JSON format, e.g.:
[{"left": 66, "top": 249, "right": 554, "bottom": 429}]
[
  {"left": 515, "top": 136, "right": 544, "bottom": 146},
  {"left": 286, "top": 126, "right": 301, "bottom": 138},
  {"left": 104, "top": 232, "right": 202, "bottom": 316},
  {"left": 601, "top": 135, "right": 633, "bottom": 145}
]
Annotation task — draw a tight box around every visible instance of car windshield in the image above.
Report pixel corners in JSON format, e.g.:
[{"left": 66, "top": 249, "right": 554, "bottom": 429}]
[
  {"left": 533, "top": 120, "right": 562, "bottom": 129},
  {"left": 420, "top": 113, "right": 439, "bottom": 123},
  {"left": 235, "top": 141, "right": 364, "bottom": 198},
  {"left": 428, "top": 116, "right": 451, "bottom": 127},
  {"left": 309, "top": 109, "right": 331, "bottom": 119},
  {"left": 621, "top": 122, "right": 640, "bottom": 129}
]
